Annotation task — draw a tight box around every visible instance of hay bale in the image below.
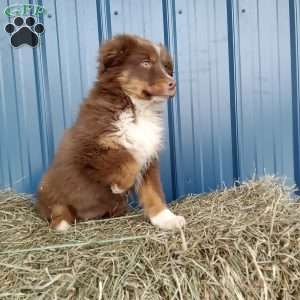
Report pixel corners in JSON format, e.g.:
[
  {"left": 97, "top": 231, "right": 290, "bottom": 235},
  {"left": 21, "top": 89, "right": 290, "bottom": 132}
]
[{"left": 0, "top": 177, "right": 300, "bottom": 299}]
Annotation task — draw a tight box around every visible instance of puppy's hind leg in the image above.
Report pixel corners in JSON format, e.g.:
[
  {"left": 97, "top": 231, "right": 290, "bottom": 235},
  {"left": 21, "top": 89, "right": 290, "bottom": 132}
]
[{"left": 50, "top": 204, "right": 76, "bottom": 231}]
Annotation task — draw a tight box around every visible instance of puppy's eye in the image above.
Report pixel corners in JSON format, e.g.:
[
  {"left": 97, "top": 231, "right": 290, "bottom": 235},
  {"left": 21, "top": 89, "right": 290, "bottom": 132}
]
[
  {"left": 141, "top": 60, "right": 152, "bottom": 68},
  {"left": 164, "top": 64, "right": 173, "bottom": 76}
]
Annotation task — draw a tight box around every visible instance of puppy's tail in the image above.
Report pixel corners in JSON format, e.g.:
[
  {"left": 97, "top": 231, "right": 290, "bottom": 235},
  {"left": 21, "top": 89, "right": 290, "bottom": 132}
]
[{"left": 50, "top": 204, "right": 76, "bottom": 232}]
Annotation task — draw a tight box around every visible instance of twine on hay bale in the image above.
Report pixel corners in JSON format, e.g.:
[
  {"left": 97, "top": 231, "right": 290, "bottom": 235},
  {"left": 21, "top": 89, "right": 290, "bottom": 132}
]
[{"left": 0, "top": 176, "right": 300, "bottom": 299}]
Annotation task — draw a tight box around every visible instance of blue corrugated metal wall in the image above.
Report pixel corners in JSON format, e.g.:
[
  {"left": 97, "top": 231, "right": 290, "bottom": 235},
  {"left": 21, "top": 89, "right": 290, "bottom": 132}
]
[{"left": 0, "top": 0, "right": 299, "bottom": 201}]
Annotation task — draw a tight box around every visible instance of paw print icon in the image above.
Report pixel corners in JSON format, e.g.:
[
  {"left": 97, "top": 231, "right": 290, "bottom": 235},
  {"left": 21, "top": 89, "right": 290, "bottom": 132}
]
[{"left": 5, "top": 16, "right": 44, "bottom": 48}]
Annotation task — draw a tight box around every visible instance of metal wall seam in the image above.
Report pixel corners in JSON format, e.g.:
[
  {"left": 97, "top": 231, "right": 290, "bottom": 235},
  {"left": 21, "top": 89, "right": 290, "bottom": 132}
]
[
  {"left": 226, "top": 0, "right": 240, "bottom": 182},
  {"left": 290, "top": 0, "right": 300, "bottom": 189},
  {"left": 162, "top": 0, "right": 184, "bottom": 198}
]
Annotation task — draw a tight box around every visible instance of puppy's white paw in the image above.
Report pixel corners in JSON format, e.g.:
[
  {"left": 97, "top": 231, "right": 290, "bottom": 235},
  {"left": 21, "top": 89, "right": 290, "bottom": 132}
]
[
  {"left": 111, "top": 184, "right": 126, "bottom": 194},
  {"left": 54, "top": 220, "right": 71, "bottom": 232},
  {"left": 150, "top": 209, "right": 186, "bottom": 230}
]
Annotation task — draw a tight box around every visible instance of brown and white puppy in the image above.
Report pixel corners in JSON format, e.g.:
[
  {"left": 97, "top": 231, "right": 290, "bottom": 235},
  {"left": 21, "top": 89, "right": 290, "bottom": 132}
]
[{"left": 36, "top": 34, "right": 185, "bottom": 231}]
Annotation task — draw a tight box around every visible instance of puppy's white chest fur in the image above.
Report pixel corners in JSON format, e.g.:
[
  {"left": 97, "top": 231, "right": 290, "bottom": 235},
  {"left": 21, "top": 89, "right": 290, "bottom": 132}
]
[{"left": 114, "top": 98, "right": 164, "bottom": 167}]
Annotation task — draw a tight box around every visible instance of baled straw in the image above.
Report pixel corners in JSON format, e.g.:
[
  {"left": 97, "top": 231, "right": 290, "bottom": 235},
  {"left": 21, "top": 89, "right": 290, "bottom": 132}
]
[{"left": 0, "top": 176, "right": 300, "bottom": 299}]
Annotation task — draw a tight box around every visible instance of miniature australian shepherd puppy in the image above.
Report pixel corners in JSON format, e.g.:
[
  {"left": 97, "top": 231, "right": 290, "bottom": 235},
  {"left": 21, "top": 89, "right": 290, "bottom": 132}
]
[{"left": 36, "top": 34, "right": 186, "bottom": 231}]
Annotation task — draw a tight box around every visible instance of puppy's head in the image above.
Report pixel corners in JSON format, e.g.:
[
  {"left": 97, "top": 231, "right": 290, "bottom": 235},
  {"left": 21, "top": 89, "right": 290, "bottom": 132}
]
[{"left": 99, "top": 34, "right": 176, "bottom": 100}]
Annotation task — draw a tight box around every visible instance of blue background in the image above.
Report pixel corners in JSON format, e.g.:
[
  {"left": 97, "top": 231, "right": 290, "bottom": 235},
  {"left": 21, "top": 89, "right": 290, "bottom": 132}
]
[{"left": 0, "top": 0, "right": 299, "bottom": 201}]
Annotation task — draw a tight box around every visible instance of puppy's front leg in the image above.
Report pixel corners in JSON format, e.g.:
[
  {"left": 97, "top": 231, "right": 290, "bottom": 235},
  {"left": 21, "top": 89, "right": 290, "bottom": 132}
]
[
  {"left": 137, "top": 160, "right": 186, "bottom": 230},
  {"left": 104, "top": 150, "right": 140, "bottom": 194},
  {"left": 109, "top": 157, "right": 140, "bottom": 194},
  {"left": 89, "top": 144, "right": 140, "bottom": 194}
]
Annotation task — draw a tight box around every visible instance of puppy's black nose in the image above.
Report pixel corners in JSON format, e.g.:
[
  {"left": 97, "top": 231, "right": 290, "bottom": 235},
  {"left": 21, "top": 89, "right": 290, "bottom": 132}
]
[{"left": 168, "top": 80, "right": 176, "bottom": 89}]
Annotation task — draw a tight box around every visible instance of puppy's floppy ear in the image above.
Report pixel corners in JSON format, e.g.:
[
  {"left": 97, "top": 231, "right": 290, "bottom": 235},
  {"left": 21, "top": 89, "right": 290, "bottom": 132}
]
[{"left": 99, "top": 35, "right": 136, "bottom": 72}]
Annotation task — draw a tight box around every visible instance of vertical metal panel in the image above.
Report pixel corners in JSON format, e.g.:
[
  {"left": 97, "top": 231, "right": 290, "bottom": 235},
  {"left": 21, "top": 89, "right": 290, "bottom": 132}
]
[
  {"left": 0, "top": 0, "right": 45, "bottom": 192},
  {"left": 232, "top": 0, "right": 294, "bottom": 183},
  {"left": 0, "top": 0, "right": 299, "bottom": 201},
  {"left": 170, "top": 0, "right": 234, "bottom": 196}
]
